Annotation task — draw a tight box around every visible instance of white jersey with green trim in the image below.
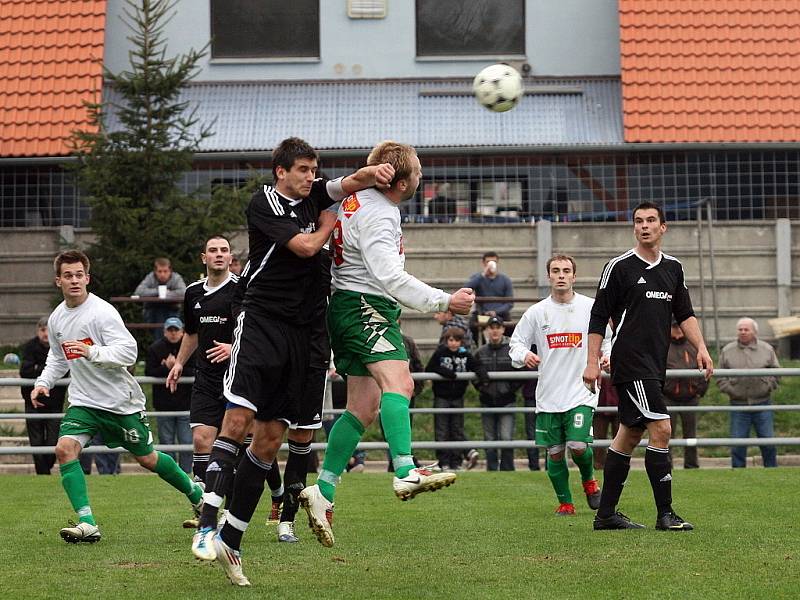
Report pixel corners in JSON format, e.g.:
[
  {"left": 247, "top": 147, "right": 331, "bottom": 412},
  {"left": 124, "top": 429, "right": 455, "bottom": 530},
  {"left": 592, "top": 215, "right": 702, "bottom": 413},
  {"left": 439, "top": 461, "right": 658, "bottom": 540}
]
[
  {"left": 35, "top": 293, "right": 146, "bottom": 415},
  {"left": 509, "top": 293, "right": 610, "bottom": 413},
  {"left": 330, "top": 188, "right": 451, "bottom": 313}
]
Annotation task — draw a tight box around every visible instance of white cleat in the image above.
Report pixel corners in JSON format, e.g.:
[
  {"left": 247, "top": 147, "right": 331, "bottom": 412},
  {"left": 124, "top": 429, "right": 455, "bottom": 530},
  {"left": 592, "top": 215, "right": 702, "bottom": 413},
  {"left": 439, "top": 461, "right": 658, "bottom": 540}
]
[
  {"left": 277, "top": 521, "right": 299, "bottom": 543},
  {"left": 299, "top": 484, "right": 335, "bottom": 548},
  {"left": 60, "top": 521, "right": 101, "bottom": 544},
  {"left": 191, "top": 527, "right": 217, "bottom": 561},
  {"left": 393, "top": 467, "right": 456, "bottom": 501},
  {"left": 213, "top": 535, "right": 251, "bottom": 586}
]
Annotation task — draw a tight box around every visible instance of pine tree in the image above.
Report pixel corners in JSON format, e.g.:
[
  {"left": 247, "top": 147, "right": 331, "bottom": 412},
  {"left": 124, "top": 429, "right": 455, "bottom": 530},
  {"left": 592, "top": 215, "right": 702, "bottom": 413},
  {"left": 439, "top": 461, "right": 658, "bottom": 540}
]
[{"left": 71, "top": 0, "right": 249, "bottom": 306}]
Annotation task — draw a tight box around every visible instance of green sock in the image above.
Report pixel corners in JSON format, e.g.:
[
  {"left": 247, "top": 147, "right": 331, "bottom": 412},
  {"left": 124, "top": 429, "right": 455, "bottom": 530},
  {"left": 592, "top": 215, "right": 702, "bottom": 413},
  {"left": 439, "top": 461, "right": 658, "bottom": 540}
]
[
  {"left": 571, "top": 446, "right": 595, "bottom": 482},
  {"left": 60, "top": 459, "right": 95, "bottom": 525},
  {"left": 318, "top": 411, "right": 365, "bottom": 502},
  {"left": 547, "top": 457, "right": 572, "bottom": 504},
  {"left": 379, "top": 392, "right": 416, "bottom": 478},
  {"left": 154, "top": 451, "right": 202, "bottom": 503}
]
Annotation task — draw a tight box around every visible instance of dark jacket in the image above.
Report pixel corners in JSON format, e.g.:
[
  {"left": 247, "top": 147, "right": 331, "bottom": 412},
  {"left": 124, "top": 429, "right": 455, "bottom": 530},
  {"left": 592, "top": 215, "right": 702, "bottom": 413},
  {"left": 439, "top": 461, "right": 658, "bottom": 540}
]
[
  {"left": 145, "top": 337, "right": 195, "bottom": 411},
  {"left": 663, "top": 337, "right": 708, "bottom": 401},
  {"left": 20, "top": 336, "right": 66, "bottom": 409},
  {"left": 474, "top": 336, "right": 521, "bottom": 406},
  {"left": 426, "top": 345, "right": 483, "bottom": 400}
]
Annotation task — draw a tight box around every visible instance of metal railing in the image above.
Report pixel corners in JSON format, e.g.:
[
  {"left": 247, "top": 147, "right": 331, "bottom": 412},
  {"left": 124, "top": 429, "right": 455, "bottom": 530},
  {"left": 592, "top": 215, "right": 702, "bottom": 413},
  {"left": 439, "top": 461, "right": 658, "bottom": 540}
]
[{"left": 1, "top": 368, "right": 797, "bottom": 456}]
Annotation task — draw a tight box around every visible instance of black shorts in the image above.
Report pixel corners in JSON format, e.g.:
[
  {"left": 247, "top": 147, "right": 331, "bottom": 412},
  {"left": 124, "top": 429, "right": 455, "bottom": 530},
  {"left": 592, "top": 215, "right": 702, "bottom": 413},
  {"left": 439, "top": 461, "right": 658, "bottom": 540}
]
[
  {"left": 190, "top": 369, "right": 225, "bottom": 430},
  {"left": 223, "top": 311, "right": 310, "bottom": 424},
  {"left": 292, "top": 365, "right": 327, "bottom": 430},
  {"left": 615, "top": 380, "right": 670, "bottom": 428}
]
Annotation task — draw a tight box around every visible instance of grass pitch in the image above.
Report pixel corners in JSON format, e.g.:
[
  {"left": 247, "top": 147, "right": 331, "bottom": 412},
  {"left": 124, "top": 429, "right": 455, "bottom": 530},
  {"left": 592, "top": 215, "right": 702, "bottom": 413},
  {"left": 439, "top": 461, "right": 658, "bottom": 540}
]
[{"left": 1, "top": 469, "right": 796, "bottom": 599}]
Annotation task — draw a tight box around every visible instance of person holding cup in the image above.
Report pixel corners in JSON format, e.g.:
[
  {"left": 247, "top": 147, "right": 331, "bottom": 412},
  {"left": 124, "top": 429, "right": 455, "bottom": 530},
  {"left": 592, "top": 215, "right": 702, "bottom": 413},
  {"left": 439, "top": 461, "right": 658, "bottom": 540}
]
[
  {"left": 134, "top": 257, "right": 187, "bottom": 341},
  {"left": 465, "top": 251, "right": 514, "bottom": 343}
]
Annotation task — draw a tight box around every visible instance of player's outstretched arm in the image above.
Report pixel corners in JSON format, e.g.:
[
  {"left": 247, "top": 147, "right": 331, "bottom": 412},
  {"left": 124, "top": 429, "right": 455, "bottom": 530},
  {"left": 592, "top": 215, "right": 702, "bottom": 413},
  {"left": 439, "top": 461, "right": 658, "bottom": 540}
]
[
  {"left": 342, "top": 163, "right": 395, "bottom": 193},
  {"left": 447, "top": 287, "right": 475, "bottom": 315}
]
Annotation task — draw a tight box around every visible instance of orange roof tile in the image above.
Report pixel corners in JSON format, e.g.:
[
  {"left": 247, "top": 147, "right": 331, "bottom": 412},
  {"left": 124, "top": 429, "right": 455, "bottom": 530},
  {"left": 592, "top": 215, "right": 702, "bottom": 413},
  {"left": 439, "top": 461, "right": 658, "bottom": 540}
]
[
  {"left": 0, "top": 0, "right": 106, "bottom": 157},
  {"left": 620, "top": 0, "right": 800, "bottom": 143}
]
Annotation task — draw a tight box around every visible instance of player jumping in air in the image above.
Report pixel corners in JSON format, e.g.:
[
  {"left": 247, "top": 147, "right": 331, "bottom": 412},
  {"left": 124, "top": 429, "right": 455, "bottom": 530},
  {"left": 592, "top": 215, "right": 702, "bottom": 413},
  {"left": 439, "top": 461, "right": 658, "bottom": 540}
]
[{"left": 300, "top": 140, "right": 474, "bottom": 547}]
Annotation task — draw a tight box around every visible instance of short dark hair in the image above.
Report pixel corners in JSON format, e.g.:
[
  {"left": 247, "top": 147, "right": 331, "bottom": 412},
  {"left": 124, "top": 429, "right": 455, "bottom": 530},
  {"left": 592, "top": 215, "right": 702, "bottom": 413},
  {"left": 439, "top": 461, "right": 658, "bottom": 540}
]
[
  {"left": 204, "top": 234, "right": 230, "bottom": 251},
  {"left": 632, "top": 202, "right": 665, "bottom": 224},
  {"left": 443, "top": 327, "right": 464, "bottom": 341},
  {"left": 482, "top": 251, "right": 498, "bottom": 261},
  {"left": 547, "top": 254, "right": 576, "bottom": 274},
  {"left": 272, "top": 137, "right": 319, "bottom": 179},
  {"left": 154, "top": 257, "right": 171, "bottom": 268},
  {"left": 54, "top": 249, "right": 90, "bottom": 276}
]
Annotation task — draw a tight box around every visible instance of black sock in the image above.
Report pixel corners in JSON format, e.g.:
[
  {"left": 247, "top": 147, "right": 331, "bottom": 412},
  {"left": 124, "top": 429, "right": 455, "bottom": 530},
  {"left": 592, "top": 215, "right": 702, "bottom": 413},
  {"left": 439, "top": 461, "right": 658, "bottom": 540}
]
[
  {"left": 597, "top": 448, "right": 631, "bottom": 518},
  {"left": 224, "top": 434, "right": 254, "bottom": 510},
  {"left": 192, "top": 453, "right": 210, "bottom": 484},
  {"left": 199, "top": 437, "right": 240, "bottom": 529},
  {"left": 266, "top": 458, "right": 283, "bottom": 497},
  {"left": 645, "top": 446, "right": 673, "bottom": 516},
  {"left": 280, "top": 440, "right": 311, "bottom": 523},
  {"left": 220, "top": 447, "right": 270, "bottom": 551}
]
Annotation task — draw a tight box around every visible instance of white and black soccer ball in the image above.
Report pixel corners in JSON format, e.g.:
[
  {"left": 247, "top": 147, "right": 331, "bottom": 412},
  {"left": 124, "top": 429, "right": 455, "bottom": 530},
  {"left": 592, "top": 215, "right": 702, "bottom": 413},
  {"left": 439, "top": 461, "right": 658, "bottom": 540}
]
[
  {"left": 3, "top": 353, "right": 20, "bottom": 367},
  {"left": 472, "top": 64, "right": 524, "bottom": 113}
]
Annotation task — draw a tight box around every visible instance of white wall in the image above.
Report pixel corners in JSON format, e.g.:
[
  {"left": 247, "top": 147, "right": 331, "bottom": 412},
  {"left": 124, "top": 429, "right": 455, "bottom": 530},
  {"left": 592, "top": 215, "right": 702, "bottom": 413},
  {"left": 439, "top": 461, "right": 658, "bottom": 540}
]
[{"left": 103, "top": 0, "right": 620, "bottom": 81}]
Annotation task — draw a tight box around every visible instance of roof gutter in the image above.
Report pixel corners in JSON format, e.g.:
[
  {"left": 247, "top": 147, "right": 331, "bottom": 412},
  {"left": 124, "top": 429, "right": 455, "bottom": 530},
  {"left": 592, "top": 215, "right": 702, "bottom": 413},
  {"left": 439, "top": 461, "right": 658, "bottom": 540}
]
[{"left": 4, "top": 141, "right": 800, "bottom": 166}]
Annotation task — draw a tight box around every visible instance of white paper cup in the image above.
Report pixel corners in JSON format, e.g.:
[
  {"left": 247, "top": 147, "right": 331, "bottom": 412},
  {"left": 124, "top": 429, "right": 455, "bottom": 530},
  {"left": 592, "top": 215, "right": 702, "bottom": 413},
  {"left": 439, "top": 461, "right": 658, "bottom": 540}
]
[{"left": 158, "top": 285, "right": 167, "bottom": 299}]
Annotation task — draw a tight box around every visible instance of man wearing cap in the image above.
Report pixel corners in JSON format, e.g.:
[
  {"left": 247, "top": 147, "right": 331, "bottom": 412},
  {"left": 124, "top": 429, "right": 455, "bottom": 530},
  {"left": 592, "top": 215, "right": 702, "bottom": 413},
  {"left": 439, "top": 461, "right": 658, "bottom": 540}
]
[
  {"left": 146, "top": 316, "right": 195, "bottom": 473},
  {"left": 474, "top": 315, "right": 522, "bottom": 471}
]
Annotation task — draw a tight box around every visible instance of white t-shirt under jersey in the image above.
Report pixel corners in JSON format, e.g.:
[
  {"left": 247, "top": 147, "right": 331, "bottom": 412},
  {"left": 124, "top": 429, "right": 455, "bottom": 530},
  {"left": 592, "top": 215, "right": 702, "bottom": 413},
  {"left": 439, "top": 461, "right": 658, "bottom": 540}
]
[
  {"left": 331, "top": 188, "right": 451, "bottom": 313},
  {"left": 35, "top": 293, "right": 146, "bottom": 415},
  {"left": 509, "top": 293, "right": 610, "bottom": 413}
]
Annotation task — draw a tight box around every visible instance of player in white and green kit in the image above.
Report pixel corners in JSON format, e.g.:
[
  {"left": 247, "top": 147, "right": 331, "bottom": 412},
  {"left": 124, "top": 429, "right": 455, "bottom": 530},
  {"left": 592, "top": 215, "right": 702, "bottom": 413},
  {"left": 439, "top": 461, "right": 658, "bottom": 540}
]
[
  {"left": 300, "top": 141, "right": 474, "bottom": 547},
  {"left": 509, "top": 255, "right": 610, "bottom": 516},
  {"left": 31, "top": 250, "right": 203, "bottom": 543}
]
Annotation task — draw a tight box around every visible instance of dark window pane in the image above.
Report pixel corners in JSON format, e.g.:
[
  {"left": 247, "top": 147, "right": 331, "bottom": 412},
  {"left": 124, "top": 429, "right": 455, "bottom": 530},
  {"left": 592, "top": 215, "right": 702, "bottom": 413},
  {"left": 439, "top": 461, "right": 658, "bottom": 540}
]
[
  {"left": 416, "top": 0, "right": 524, "bottom": 56},
  {"left": 211, "top": 0, "right": 319, "bottom": 59}
]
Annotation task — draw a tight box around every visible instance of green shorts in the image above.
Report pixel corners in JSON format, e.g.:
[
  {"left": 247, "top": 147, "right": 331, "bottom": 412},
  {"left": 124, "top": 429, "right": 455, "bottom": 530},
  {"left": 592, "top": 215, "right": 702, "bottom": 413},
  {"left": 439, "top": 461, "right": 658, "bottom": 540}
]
[
  {"left": 59, "top": 405, "right": 155, "bottom": 457},
  {"left": 535, "top": 405, "right": 594, "bottom": 448},
  {"left": 327, "top": 290, "right": 408, "bottom": 377}
]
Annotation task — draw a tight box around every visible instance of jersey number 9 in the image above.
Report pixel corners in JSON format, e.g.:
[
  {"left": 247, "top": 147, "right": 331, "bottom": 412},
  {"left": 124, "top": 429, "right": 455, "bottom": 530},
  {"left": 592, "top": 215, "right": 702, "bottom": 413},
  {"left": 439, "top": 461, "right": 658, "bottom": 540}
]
[{"left": 331, "top": 220, "right": 344, "bottom": 266}]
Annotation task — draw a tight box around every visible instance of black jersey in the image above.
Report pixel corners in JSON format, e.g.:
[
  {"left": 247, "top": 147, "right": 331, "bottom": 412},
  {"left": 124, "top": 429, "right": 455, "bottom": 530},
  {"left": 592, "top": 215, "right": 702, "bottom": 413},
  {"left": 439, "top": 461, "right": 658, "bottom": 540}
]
[
  {"left": 240, "top": 181, "right": 334, "bottom": 325},
  {"left": 588, "top": 249, "right": 694, "bottom": 385},
  {"left": 183, "top": 273, "right": 239, "bottom": 376}
]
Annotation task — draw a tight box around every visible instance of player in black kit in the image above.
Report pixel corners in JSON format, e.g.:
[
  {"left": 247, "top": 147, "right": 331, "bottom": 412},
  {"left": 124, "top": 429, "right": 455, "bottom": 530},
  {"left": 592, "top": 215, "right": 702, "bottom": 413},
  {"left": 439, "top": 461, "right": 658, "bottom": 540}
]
[
  {"left": 166, "top": 235, "right": 238, "bottom": 525},
  {"left": 583, "top": 202, "right": 713, "bottom": 531},
  {"left": 190, "top": 137, "right": 394, "bottom": 586}
]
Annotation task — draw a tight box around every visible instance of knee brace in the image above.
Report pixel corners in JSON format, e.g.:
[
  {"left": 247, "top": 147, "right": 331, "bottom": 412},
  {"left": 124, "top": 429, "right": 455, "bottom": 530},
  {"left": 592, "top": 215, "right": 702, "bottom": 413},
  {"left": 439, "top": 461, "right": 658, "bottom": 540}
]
[
  {"left": 547, "top": 444, "right": 565, "bottom": 457},
  {"left": 566, "top": 441, "right": 588, "bottom": 454}
]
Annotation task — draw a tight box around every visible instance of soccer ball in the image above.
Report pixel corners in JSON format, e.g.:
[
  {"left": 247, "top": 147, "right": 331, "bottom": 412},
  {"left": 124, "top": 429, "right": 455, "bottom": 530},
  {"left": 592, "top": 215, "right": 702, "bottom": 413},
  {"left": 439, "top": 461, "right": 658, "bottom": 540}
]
[
  {"left": 472, "top": 64, "right": 524, "bottom": 113},
  {"left": 3, "top": 353, "right": 20, "bottom": 367}
]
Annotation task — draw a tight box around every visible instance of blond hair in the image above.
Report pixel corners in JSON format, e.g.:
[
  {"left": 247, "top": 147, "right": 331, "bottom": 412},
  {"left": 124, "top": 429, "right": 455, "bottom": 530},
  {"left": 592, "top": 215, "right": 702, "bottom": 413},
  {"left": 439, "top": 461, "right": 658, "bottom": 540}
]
[{"left": 367, "top": 141, "right": 417, "bottom": 183}]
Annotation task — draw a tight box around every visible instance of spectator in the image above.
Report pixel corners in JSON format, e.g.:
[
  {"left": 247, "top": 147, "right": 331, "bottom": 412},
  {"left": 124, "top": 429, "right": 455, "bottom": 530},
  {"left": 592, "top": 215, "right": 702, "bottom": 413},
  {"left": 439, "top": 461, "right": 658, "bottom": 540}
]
[
  {"left": 78, "top": 434, "right": 121, "bottom": 475},
  {"left": 717, "top": 317, "right": 780, "bottom": 468},
  {"left": 592, "top": 383, "right": 620, "bottom": 470},
  {"left": 134, "top": 257, "right": 186, "bottom": 341},
  {"left": 426, "top": 327, "right": 483, "bottom": 471},
  {"left": 521, "top": 376, "right": 540, "bottom": 471},
  {"left": 20, "top": 316, "right": 66, "bottom": 475},
  {"left": 474, "top": 317, "right": 522, "bottom": 471},
  {"left": 230, "top": 255, "right": 244, "bottom": 276},
  {"left": 434, "top": 309, "right": 473, "bottom": 349},
  {"left": 466, "top": 252, "right": 514, "bottom": 343},
  {"left": 145, "top": 316, "right": 194, "bottom": 473},
  {"left": 664, "top": 319, "right": 708, "bottom": 469}
]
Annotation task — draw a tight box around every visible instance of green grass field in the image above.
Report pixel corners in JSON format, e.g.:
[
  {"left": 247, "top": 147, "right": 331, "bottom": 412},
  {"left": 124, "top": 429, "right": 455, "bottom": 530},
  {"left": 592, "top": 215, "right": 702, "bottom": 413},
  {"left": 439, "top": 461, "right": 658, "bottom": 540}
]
[{"left": 1, "top": 469, "right": 796, "bottom": 599}]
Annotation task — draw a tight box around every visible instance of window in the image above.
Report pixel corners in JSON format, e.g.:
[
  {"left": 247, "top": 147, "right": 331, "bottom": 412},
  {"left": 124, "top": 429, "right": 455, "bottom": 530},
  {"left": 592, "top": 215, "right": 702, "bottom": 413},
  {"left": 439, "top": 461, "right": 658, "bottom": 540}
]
[
  {"left": 210, "top": 0, "right": 319, "bottom": 60},
  {"left": 416, "top": 0, "right": 525, "bottom": 58}
]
